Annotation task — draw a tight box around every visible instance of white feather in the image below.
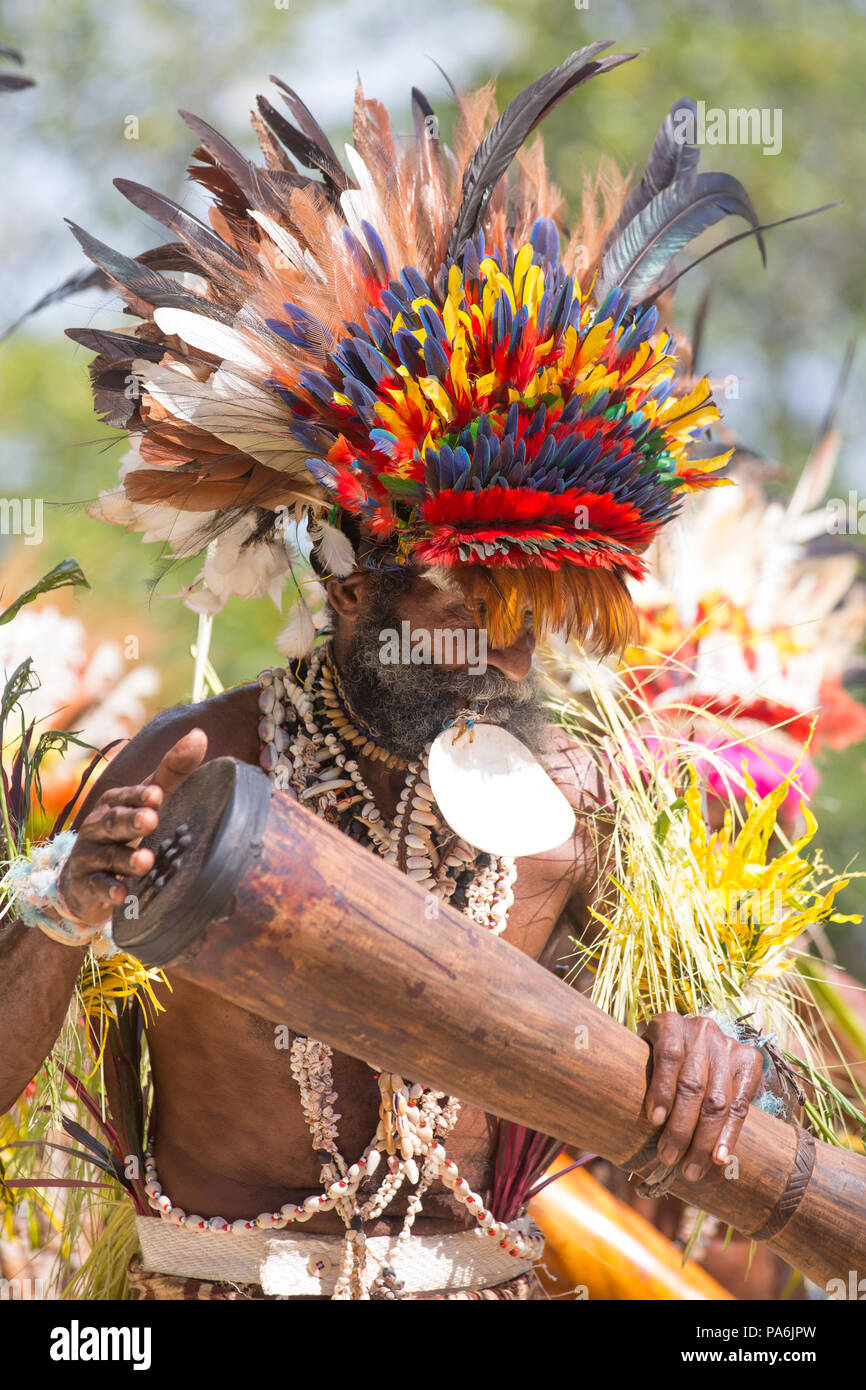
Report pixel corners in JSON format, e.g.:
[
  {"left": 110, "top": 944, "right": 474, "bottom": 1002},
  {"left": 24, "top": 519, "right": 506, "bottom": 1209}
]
[
  {"left": 421, "top": 564, "right": 464, "bottom": 598},
  {"left": 308, "top": 518, "right": 356, "bottom": 577},
  {"left": 153, "top": 308, "right": 270, "bottom": 373},
  {"left": 137, "top": 360, "right": 309, "bottom": 473},
  {"left": 276, "top": 593, "right": 317, "bottom": 658},
  {"left": 340, "top": 145, "right": 381, "bottom": 241},
  {"left": 786, "top": 429, "right": 840, "bottom": 521},
  {"left": 248, "top": 210, "right": 306, "bottom": 271},
  {"left": 247, "top": 210, "right": 327, "bottom": 284}
]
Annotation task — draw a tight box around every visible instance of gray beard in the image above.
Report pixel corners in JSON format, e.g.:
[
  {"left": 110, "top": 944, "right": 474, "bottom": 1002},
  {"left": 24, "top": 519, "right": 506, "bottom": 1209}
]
[{"left": 337, "top": 593, "right": 552, "bottom": 761}]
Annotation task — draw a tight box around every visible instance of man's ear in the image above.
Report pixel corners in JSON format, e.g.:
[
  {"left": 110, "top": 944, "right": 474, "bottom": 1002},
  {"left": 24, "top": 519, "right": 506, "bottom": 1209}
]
[{"left": 326, "top": 571, "right": 370, "bottom": 628}]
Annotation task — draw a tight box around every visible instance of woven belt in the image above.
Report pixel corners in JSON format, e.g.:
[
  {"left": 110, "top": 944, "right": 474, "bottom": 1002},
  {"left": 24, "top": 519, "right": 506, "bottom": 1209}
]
[{"left": 135, "top": 1215, "right": 541, "bottom": 1297}]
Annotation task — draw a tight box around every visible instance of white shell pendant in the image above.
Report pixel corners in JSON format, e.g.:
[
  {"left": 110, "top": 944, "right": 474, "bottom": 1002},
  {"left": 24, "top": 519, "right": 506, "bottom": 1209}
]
[{"left": 428, "top": 723, "right": 575, "bottom": 857}]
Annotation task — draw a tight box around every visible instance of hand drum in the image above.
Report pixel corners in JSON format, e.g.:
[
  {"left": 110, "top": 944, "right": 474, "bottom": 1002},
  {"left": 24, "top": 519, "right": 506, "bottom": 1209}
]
[{"left": 112, "top": 757, "right": 272, "bottom": 966}]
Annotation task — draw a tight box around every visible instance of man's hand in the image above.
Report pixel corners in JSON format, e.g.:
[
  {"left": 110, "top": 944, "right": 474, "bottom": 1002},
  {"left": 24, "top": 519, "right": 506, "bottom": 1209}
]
[
  {"left": 640, "top": 1013, "right": 763, "bottom": 1182},
  {"left": 54, "top": 729, "right": 208, "bottom": 936}
]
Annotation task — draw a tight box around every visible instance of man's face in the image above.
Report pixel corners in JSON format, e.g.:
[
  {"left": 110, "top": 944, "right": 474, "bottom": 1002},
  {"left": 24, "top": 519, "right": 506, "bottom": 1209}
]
[{"left": 336, "top": 569, "right": 550, "bottom": 760}]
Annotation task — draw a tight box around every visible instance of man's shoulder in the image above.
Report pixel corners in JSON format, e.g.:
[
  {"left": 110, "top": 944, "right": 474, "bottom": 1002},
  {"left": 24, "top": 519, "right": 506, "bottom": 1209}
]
[
  {"left": 132, "top": 682, "right": 261, "bottom": 754},
  {"left": 73, "top": 683, "right": 261, "bottom": 824}
]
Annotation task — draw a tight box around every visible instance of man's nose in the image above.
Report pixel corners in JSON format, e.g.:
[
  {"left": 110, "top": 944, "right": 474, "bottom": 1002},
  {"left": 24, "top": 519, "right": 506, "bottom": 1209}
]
[{"left": 484, "top": 630, "right": 535, "bottom": 681}]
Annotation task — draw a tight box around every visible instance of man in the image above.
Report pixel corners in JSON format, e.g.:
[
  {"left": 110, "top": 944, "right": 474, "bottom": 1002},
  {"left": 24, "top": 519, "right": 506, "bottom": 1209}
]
[
  {"left": 0, "top": 45, "right": 768, "bottom": 1298},
  {"left": 0, "top": 561, "right": 763, "bottom": 1299}
]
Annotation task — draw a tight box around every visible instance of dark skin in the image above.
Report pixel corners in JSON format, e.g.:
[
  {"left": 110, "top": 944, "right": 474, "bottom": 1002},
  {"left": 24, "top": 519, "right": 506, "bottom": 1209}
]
[{"left": 0, "top": 571, "right": 762, "bottom": 1231}]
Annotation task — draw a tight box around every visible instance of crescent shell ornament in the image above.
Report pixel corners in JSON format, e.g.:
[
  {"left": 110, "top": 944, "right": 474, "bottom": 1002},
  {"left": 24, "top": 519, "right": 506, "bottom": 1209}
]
[{"left": 428, "top": 722, "right": 576, "bottom": 857}]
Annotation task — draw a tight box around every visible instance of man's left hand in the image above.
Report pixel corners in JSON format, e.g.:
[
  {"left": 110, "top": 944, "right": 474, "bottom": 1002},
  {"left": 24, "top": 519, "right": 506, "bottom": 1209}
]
[{"left": 640, "top": 1013, "right": 763, "bottom": 1182}]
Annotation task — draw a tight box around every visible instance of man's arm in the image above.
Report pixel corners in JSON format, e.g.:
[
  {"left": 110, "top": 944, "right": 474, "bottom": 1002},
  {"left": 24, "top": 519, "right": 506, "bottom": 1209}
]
[{"left": 0, "top": 702, "right": 218, "bottom": 1113}]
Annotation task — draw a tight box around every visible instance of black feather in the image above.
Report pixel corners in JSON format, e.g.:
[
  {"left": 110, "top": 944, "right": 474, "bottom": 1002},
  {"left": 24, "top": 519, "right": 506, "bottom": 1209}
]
[
  {"left": 256, "top": 94, "right": 347, "bottom": 193},
  {"left": 606, "top": 97, "right": 700, "bottom": 247},
  {"left": 179, "top": 109, "right": 274, "bottom": 213},
  {"left": 1, "top": 240, "right": 209, "bottom": 341},
  {"left": 113, "top": 179, "right": 245, "bottom": 270},
  {"left": 412, "top": 83, "right": 440, "bottom": 134},
  {"left": 1, "top": 265, "right": 108, "bottom": 340},
  {"left": 89, "top": 360, "right": 145, "bottom": 428},
  {"left": 600, "top": 171, "right": 766, "bottom": 301},
  {"left": 65, "top": 327, "right": 166, "bottom": 361},
  {"left": 268, "top": 77, "right": 348, "bottom": 189},
  {"left": 642, "top": 201, "right": 839, "bottom": 306},
  {"left": 446, "top": 42, "right": 637, "bottom": 262},
  {"left": 64, "top": 220, "right": 233, "bottom": 321},
  {"left": 411, "top": 86, "right": 436, "bottom": 125},
  {"left": 689, "top": 285, "right": 713, "bottom": 377},
  {"left": 817, "top": 338, "right": 856, "bottom": 440},
  {"left": 135, "top": 241, "right": 213, "bottom": 277},
  {"left": 252, "top": 97, "right": 299, "bottom": 175}
]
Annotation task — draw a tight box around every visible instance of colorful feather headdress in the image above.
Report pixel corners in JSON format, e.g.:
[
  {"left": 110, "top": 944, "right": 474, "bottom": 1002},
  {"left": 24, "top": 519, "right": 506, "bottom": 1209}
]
[
  {"left": 623, "top": 425, "right": 866, "bottom": 806},
  {"left": 69, "top": 44, "right": 765, "bottom": 650}
]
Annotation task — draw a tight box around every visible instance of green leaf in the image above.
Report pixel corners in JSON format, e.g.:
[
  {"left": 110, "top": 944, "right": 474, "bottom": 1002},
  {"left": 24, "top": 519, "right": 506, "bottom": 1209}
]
[
  {"left": 1, "top": 657, "right": 37, "bottom": 729},
  {"left": 0, "top": 559, "right": 90, "bottom": 626},
  {"left": 655, "top": 796, "right": 688, "bottom": 845}
]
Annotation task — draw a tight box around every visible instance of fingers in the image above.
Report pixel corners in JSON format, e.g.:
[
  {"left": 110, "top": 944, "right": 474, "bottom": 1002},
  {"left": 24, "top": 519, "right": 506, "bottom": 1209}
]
[
  {"left": 63, "top": 788, "right": 162, "bottom": 923},
  {"left": 656, "top": 1038, "right": 709, "bottom": 1171},
  {"left": 82, "top": 791, "right": 162, "bottom": 845},
  {"left": 679, "top": 1044, "right": 734, "bottom": 1181},
  {"left": 74, "top": 840, "right": 155, "bottom": 879},
  {"left": 643, "top": 1014, "right": 766, "bottom": 1184},
  {"left": 58, "top": 728, "right": 207, "bottom": 928},
  {"left": 715, "top": 1046, "right": 763, "bottom": 1164},
  {"left": 145, "top": 728, "right": 208, "bottom": 797},
  {"left": 58, "top": 856, "right": 129, "bottom": 926},
  {"left": 642, "top": 1013, "right": 686, "bottom": 1127}
]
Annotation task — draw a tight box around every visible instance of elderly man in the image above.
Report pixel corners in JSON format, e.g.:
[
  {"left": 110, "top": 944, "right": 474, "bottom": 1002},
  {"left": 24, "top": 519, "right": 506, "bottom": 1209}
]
[{"left": 0, "top": 560, "right": 763, "bottom": 1299}]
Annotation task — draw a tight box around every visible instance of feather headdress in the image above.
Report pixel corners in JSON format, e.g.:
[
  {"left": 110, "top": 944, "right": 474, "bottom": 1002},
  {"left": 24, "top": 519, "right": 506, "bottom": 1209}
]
[
  {"left": 69, "top": 45, "right": 765, "bottom": 650},
  {"left": 616, "top": 417, "right": 866, "bottom": 809}
]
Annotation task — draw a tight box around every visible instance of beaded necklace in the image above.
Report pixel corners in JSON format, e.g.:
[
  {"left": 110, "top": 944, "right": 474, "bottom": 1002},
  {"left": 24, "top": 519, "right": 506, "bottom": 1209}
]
[{"left": 143, "top": 641, "right": 540, "bottom": 1300}]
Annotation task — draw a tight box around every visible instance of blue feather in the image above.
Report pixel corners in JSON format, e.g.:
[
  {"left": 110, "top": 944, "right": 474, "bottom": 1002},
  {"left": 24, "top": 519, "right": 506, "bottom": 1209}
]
[
  {"left": 423, "top": 335, "right": 450, "bottom": 379},
  {"left": 361, "top": 220, "right": 390, "bottom": 281},
  {"left": 401, "top": 266, "right": 431, "bottom": 299},
  {"left": 530, "top": 216, "right": 560, "bottom": 265}
]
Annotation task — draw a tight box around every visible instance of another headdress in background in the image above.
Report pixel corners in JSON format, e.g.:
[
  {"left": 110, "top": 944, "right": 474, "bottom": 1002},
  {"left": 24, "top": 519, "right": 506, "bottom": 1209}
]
[
  {"left": 66, "top": 44, "right": 767, "bottom": 653},
  {"left": 619, "top": 352, "right": 866, "bottom": 814}
]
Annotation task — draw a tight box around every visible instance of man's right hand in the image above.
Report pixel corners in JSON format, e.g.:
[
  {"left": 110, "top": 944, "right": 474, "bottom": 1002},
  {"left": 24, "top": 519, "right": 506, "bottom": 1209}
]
[{"left": 54, "top": 728, "right": 208, "bottom": 936}]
